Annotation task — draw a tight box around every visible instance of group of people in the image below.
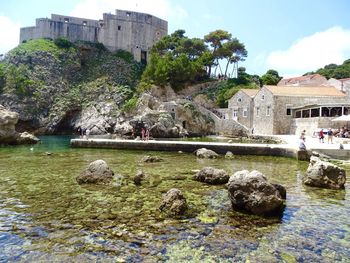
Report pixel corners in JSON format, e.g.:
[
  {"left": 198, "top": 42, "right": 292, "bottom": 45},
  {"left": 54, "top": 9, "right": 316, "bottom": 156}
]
[
  {"left": 77, "top": 127, "right": 90, "bottom": 139},
  {"left": 140, "top": 127, "right": 150, "bottom": 141},
  {"left": 300, "top": 127, "right": 337, "bottom": 150},
  {"left": 318, "top": 128, "right": 334, "bottom": 144}
]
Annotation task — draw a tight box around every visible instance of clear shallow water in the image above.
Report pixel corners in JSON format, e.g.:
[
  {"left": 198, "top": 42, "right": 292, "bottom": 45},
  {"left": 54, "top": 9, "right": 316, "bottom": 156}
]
[{"left": 0, "top": 136, "right": 349, "bottom": 262}]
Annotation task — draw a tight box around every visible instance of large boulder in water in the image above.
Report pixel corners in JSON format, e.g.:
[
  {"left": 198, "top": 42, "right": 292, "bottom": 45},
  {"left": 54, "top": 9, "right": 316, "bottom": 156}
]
[
  {"left": 303, "top": 156, "right": 346, "bottom": 189},
  {"left": 0, "top": 105, "right": 39, "bottom": 145},
  {"left": 226, "top": 170, "right": 286, "bottom": 215},
  {"left": 76, "top": 160, "right": 114, "bottom": 184},
  {"left": 195, "top": 148, "right": 218, "bottom": 159},
  {"left": 193, "top": 167, "right": 229, "bottom": 184},
  {"left": 159, "top": 188, "right": 188, "bottom": 216}
]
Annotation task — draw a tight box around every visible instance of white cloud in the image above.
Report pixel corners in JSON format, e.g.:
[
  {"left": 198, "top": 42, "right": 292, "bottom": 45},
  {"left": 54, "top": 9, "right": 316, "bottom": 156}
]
[
  {"left": 0, "top": 16, "right": 20, "bottom": 55},
  {"left": 267, "top": 27, "right": 350, "bottom": 76},
  {"left": 70, "top": 0, "right": 187, "bottom": 22}
]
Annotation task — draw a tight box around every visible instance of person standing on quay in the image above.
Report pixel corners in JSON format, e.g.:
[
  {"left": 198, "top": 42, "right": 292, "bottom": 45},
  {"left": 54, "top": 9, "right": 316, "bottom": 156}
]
[
  {"left": 319, "top": 129, "right": 324, "bottom": 143},
  {"left": 300, "top": 129, "right": 306, "bottom": 141},
  {"left": 141, "top": 127, "right": 145, "bottom": 140},
  {"left": 327, "top": 128, "right": 333, "bottom": 144},
  {"left": 145, "top": 128, "right": 150, "bottom": 141}
]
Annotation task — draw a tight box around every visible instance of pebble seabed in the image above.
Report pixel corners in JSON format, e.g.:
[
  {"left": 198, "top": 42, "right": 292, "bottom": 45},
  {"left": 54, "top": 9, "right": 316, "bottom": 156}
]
[{"left": 0, "top": 136, "right": 349, "bottom": 262}]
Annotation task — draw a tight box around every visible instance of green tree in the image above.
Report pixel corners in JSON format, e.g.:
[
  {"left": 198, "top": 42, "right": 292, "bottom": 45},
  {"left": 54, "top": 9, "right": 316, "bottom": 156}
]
[
  {"left": 221, "top": 38, "right": 247, "bottom": 77},
  {"left": 204, "top": 30, "right": 247, "bottom": 78},
  {"left": 261, "top": 69, "right": 282, "bottom": 85},
  {"left": 204, "top": 30, "right": 232, "bottom": 76},
  {"left": 141, "top": 30, "right": 209, "bottom": 89},
  {"left": 0, "top": 63, "right": 5, "bottom": 92}
]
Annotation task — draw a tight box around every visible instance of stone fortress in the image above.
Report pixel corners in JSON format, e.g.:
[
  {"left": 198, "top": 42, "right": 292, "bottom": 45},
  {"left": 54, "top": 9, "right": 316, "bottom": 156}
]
[{"left": 20, "top": 9, "right": 168, "bottom": 63}]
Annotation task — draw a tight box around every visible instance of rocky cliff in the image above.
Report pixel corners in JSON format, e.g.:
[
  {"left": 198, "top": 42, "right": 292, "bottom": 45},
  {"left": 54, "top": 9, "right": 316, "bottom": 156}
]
[
  {"left": 0, "top": 39, "right": 142, "bottom": 135},
  {"left": 0, "top": 38, "right": 238, "bottom": 138}
]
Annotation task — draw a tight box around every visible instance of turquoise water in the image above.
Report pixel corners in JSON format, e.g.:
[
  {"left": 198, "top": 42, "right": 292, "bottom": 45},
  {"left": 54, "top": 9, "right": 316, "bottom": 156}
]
[{"left": 0, "top": 136, "right": 349, "bottom": 262}]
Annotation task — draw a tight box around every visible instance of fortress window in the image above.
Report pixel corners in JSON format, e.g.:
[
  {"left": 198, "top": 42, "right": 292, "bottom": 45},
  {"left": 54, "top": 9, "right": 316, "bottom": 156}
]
[
  {"left": 83, "top": 21, "right": 87, "bottom": 26},
  {"left": 64, "top": 18, "right": 69, "bottom": 23},
  {"left": 118, "top": 25, "right": 121, "bottom": 30}
]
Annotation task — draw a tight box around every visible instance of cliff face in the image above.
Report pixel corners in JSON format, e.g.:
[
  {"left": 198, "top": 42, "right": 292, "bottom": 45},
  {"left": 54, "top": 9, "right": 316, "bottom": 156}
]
[
  {"left": 0, "top": 39, "right": 142, "bottom": 135},
  {"left": 0, "top": 39, "right": 219, "bottom": 137}
]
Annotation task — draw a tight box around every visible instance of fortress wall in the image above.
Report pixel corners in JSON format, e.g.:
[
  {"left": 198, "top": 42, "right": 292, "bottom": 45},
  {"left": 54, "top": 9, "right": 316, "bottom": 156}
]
[
  {"left": 19, "top": 10, "right": 168, "bottom": 62},
  {"left": 51, "top": 14, "right": 100, "bottom": 27}
]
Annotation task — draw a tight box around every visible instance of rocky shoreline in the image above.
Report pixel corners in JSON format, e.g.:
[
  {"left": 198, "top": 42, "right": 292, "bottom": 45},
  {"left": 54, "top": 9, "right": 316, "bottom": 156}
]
[{"left": 0, "top": 105, "right": 39, "bottom": 145}]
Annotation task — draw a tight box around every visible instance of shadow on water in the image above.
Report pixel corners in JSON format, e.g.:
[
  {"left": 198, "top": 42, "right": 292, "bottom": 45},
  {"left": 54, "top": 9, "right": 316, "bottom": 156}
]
[{"left": 0, "top": 136, "right": 349, "bottom": 262}]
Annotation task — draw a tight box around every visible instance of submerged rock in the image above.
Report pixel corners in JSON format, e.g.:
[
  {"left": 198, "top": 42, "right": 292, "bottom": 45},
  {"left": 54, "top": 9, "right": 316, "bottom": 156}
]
[
  {"left": 303, "top": 156, "right": 346, "bottom": 189},
  {"left": 76, "top": 159, "right": 114, "bottom": 184},
  {"left": 133, "top": 170, "right": 146, "bottom": 186},
  {"left": 193, "top": 167, "right": 229, "bottom": 185},
  {"left": 141, "top": 155, "right": 163, "bottom": 163},
  {"left": 159, "top": 188, "right": 188, "bottom": 216},
  {"left": 195, "top": 148, "right": 218, "bottom": 159},
  {"left": 225, "top": 151, "right": 235, "bottom": 159},
  {"left": 16, "top": 131, "right": 40, "bottom": 144},
  {"left": 226, "top": 170, "right": 286, "bottom": 215}
]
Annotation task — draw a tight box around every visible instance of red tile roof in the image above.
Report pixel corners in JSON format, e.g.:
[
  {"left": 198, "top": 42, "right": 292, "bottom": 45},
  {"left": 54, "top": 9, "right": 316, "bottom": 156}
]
[{"left": 279, "top": 74, "right": 325, "bottom": 84}]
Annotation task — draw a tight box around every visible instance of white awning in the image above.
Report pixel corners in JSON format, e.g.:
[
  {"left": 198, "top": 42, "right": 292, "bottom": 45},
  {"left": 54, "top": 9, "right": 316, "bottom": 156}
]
[{"left": 331, "top": 115, "right": 350, "bottom": 122}]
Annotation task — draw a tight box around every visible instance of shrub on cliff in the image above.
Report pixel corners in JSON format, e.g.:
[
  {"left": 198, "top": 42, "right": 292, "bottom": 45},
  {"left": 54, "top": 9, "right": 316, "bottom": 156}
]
[{"left": 54, "top": 37, "right": 74, "bottom": 49}]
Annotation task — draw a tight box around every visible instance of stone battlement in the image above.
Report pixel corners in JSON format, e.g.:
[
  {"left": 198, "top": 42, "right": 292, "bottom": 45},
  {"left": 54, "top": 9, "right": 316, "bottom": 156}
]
[{"left": 20, "top": 9, "right": 168, "bottom": 63}]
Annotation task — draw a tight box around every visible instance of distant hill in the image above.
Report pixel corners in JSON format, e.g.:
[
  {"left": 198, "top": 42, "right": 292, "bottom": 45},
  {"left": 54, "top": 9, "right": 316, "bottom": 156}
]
[{"left": 304, "top": 59, "right": 350, "bottom": 79}]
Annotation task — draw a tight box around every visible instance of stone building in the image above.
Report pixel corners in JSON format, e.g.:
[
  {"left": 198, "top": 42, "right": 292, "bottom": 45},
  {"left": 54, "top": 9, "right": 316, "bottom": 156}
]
[
  {"left": 227, "top": 89, "right": 258, "bottom": 129},
  {"left": 253, "top": 85, "right": 350, "bottom": 135},
  {"left": 277, "top": 74, "right": 327, "bottom": 86},
  {"left": 224, "top": 85, "right": 350, "bottom": 136},
  {"left": 20, "top": 10, "right": 168, "bottom": 63}
]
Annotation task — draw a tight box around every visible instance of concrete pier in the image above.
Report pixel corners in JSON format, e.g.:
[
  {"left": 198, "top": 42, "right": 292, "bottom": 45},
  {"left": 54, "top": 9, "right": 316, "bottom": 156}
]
[{"left": 70, "top": 138, "right": 299, "bottom": 159}]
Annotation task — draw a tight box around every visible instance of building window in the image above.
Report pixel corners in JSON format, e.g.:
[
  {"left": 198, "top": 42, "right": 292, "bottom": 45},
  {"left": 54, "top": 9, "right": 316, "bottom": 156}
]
[
  {"left": 256, "top": 107, "right": 260, "bottom": 117},
  {"left": 266, "top": 106, "right": 271, "bottom": 116},
  {"left": 64, "top": 18, "right": 69, "bottom": 23},
  {"left": 126, "top": 12, "right": 131, "bottom": 17},
  {"left": 237, "top": 98, "right": 242, "bottom": 102},
  {"left": 118, "top": 25, "right": 121, "bottom": 30},
  {"left": 286, "top": 108, "right": 291, "bottom": 115},
  {"left": 243, "top": 108, "right": 248, "bottom": 117},
  {"left": 233, "top": 109, "right": 238, "bottom": 120},
  {"left": 262, "top": 95, "right": 265, "bottom": 100}
]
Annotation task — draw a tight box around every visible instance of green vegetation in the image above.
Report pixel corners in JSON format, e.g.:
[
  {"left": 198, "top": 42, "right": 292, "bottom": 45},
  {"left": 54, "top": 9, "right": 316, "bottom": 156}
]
[
  {"left": 192, "top": 67, "right": 259, "bottom": 107},
  {"left": 121, "top": 96, "right": 139, "bottom": 112},
  {"left": 261, "top": 69, "right": 282, "bottom": 85},
  {"left": 54, "top": 37, "right": 74, "bottom": 49},
  {"left": 140, "top": 29, "right": 247, "bottom": 91},
  {"left": 0, "top": 63, "right": 5, "bottom": 92},
  {"left": 7, "top": 38, "right": 76, "bottom": 59},
  {"left": 114, "top": 49, "right": 134, "bottom": 63},
  {"left": 0, "top": 38, "right": 142, "bottom": 120},
  {"left": 204, "top": 29, "right": 247, "bottom": 77},
  {"left": 307, "top": 59, "right": 350, "bottom": 79}
]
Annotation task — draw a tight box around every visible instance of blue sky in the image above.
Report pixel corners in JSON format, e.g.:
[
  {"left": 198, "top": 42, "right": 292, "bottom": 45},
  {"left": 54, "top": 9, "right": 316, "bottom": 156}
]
[{"left": 1, "top": 0, "right": 350, "bottom": 77}]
